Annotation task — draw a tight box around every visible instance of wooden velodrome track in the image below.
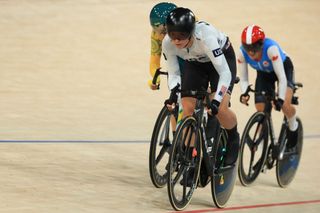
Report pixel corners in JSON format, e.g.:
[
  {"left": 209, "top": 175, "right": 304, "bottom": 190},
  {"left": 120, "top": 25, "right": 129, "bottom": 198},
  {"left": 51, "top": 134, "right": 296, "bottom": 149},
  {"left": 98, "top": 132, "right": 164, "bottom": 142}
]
[{"left": 0, "top": 0, "right": 319, "bottom": 212}]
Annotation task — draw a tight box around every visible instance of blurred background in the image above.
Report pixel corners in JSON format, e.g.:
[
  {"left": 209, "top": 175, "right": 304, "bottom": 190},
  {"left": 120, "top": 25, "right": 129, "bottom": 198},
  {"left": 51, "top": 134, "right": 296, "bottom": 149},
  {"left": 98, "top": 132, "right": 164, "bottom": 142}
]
[{"left": 0, "top": 0, "right": 319, "bottom": 141}]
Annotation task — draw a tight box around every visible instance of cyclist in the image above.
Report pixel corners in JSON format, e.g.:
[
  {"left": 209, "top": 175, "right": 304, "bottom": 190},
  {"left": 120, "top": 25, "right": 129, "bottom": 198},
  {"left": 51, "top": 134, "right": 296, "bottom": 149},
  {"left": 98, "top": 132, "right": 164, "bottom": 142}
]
[
  {"left": 162, "top": 7, "right": 240, "bottom": 167},
  {"left": 148, "top": 2, "right": 177, "bottom": 90},
  {"left": 238, "top": 25, "right": 299, "bottom": 148}
]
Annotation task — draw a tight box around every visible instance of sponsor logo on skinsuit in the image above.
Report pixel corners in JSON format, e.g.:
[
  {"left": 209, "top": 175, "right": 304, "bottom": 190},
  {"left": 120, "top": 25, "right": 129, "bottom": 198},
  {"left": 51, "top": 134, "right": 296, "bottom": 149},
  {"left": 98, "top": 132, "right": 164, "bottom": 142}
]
[
  {"left": 218, "top": 86, "right": 227, "bottom": 96},
  {"left": 213, "top": 48, "right": 223, "bottom": 57}
]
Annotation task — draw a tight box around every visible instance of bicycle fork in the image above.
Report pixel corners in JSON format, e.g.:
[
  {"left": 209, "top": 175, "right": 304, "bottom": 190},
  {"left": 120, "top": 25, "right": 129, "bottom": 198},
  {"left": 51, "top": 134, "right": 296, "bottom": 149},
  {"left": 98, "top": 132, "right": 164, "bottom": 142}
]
[
  {"left": 262, "top": 115, "right": 279, "bottom": 172},
  {"left": 278, "top": 117, "right": 288, "bottom": 160}
]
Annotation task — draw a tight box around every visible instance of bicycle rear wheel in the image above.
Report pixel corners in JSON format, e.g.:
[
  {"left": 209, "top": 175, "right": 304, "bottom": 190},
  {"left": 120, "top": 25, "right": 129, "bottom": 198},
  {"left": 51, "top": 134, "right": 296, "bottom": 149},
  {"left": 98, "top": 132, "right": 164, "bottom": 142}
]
[
  {"left": 211, "top": 128, "right": 237, "bottom": 208},
  {"left": 276, "top": 117, "right": 303, "bottom": 187},
  {"left": 149, "top": 106, "right": 175, "bottom": 188},
  {"left": 238, "top": 112, "right": 269, "bottom": 186},
  {"left": 167, "top": 116, "right": 202, "bottom": 211}
]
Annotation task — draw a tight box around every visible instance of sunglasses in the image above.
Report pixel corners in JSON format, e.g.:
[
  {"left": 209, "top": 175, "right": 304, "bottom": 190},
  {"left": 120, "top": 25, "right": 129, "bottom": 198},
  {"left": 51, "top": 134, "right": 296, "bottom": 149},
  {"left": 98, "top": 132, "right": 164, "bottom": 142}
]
[
  {"left": 242, "top": 40, "right": 263, "bottom": 53},
  {"left": 168, "top": 32, "right": 191, "bottom": 41}
]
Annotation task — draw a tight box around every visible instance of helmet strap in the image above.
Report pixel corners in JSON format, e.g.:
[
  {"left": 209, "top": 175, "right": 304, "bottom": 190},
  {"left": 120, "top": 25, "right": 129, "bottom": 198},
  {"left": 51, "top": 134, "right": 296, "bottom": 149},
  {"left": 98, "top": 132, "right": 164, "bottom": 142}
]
[{"left": 183, "top": 36, "right": 193, "bottom": 48}]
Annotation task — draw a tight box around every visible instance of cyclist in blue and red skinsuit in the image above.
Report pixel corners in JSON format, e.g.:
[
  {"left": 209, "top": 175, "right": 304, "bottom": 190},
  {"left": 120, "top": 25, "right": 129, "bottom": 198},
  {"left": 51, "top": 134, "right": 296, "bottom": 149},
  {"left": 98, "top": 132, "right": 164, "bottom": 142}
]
[{"left": 238, "top": 25, "right": 299, "bottom": 148}]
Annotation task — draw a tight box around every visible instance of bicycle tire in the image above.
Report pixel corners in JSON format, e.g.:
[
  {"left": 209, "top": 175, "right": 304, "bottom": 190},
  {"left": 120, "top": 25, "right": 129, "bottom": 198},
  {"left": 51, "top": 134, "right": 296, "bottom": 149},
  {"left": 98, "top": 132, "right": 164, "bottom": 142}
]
[
  {"left": 211, "top": 128, "right": 237, "bottom": 208},
  {"left": 276, "top": 117, "right": 303, "bottom": 187},
  {"left": 238, "top": 112, "right": 269, "bottom": 186},
  {"left": 167, "top": 116, "right": 202, "bottom": 211},
  {"left": 149, "top": 106, "right": 174, "bottom": 188}
]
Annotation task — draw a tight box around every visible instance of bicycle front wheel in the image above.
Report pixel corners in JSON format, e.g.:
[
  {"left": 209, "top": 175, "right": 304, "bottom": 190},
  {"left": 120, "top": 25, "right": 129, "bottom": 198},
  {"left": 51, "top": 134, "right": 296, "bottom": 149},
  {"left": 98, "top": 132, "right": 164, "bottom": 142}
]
[
  {"left": 149, "top": 106, "right": 175, "bottom": 188},
  {"left": 167, "top": 116, "right": 202, "bottom": 211},
  {"left": 238, "top": 112, "right": 269, "bottom": 186},
  {"left": 276, "top": 117, "right": 303, "bottom": 187}
]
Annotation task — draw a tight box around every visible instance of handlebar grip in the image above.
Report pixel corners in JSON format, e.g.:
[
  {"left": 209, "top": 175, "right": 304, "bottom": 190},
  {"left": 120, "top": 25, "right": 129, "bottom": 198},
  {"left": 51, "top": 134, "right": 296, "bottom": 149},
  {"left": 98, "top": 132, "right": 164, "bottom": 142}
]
[
  {"left": 295, "top": 82, "right": 303, "bottom": 88},
  {"left": 234, "top": 76, "right": 240, "bottom": 84},
  {"left": 152, "top": 68, "right": 162, "bottom": 85}
]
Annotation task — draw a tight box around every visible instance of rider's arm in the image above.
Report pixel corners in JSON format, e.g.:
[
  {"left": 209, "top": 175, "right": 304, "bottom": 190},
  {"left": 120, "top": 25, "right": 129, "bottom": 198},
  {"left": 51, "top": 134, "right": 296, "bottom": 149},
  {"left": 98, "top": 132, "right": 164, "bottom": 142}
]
[
  {"left": 267, "top": 45, "right": 287, "bottom": 100},
  {"left": 204, "top": 36, "right": 231, "bottom": 103},
  {"left": 162, "top": 36, "right": 181, "bottom": 90},
  {"left": 149, "top": 31, "right": 165, "bottom": 82},
  {"left": 237, "top": 50, "right": 250, "bottom": 93}
]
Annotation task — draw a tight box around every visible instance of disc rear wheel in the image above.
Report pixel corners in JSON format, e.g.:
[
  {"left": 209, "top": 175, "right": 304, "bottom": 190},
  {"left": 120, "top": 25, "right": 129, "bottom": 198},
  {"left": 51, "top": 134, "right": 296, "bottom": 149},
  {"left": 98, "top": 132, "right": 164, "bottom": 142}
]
[
  {"left": 211, "top": 129, "right": 237, "bottom": 208},
  {"left": 276, "top": 117, "right": 303, "bottom": 187}
]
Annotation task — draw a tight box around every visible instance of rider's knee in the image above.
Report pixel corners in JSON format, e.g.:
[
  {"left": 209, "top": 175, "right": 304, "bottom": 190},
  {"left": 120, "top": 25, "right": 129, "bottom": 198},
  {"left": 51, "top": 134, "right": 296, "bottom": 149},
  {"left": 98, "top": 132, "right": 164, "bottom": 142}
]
[
  {"left": 282, "top": 101, "right": 294, "bottom": 114},
  {"left": 217, "top": 105, "right": 228, "bottom": 116},
  {"left": 181, "top": 99, "right": 195, "bottom": 117},
  {"left": 255, "top": 103, "right": 265, "bottom": 112}
]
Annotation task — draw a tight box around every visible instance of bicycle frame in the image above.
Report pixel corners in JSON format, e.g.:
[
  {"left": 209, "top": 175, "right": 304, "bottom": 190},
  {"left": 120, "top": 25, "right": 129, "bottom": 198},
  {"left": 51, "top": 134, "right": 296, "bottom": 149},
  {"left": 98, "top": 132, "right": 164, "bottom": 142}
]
[
  {"left": 238, "top": 82, "right": 303, "bottom": 187},
  {"left": 252, "top": 91, "right": 297, "bottom": 170},
  {"left": 190, "top": 93, "right": 216, "bottom": 177}
]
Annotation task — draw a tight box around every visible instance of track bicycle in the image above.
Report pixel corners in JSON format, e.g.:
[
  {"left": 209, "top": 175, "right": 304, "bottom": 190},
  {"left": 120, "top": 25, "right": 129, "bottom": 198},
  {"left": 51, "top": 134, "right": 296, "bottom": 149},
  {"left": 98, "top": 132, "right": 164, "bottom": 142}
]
[
  {"left": 149, "top": 69, "right": 181, "bottom": 188},
  {"left": 167, "top": 89, "right": 237, "bottom": 210},
  {"left": 238, "top": 82, "right": 303, "bottom": 187}
]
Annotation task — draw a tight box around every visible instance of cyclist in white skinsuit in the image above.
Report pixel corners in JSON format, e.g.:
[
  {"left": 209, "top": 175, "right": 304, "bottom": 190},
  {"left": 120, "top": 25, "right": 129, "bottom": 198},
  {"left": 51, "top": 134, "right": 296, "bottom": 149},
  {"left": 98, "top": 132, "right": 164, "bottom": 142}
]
[
  {"left": 163, "top": 7, "right": 239, "bottom": 167},
  {"left": 238, "top": 25, "right": 299, "bottom": 148}
]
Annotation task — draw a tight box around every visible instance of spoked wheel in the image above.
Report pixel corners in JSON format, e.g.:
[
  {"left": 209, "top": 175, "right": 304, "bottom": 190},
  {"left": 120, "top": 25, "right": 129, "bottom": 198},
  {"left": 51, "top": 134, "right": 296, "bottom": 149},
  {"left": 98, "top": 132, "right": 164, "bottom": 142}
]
[
  {"left": 276, "top": 117, "right": 303, "bottom": 187},
  {"left": 238, "top": 112, "right": 269, "bottom": 186},
  {"left": 167, "top": 116, "right": 202, "bottom": 211},
  {"left": 211, "top": 129, "right": 237, "bottom": 208},
  {"left": 149, "top": 106, "right": 177, "bottom": 188}
]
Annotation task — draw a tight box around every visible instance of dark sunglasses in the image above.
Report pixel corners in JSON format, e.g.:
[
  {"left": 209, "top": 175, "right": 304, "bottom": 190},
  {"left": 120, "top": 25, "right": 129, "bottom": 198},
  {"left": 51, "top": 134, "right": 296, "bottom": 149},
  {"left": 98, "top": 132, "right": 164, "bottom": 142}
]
[
  {"left": 243, "top": 40, "right": 263, "bottom": 53},
  {"left": 168, "top": 32, "right": 191, "bottom": 41}
]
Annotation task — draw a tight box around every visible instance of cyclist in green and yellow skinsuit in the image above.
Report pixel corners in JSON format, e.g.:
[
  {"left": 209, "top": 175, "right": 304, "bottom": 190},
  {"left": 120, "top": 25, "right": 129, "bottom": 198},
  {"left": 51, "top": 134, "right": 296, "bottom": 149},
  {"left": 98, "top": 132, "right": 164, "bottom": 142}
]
[{"left": 148, "top": 2, "right": 177, "bottom": 90}]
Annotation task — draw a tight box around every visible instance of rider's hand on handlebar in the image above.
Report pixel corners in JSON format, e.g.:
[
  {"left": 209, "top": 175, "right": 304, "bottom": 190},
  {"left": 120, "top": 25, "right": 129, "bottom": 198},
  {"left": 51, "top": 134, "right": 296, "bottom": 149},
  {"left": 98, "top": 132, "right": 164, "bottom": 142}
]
[
  {"left": 148, "top": 79, "right": 160, "bottom": 90},
  {"left": 209, "top": 99, "right": 220, "bottom": 115},
  {"left": 240, "top": 94, "right": 250, "bottom": 105},
  {"left": 164, "top": 91, "right": 178, "bottom": 111},
  {"left": 273, "top": 98, "right": 284, "bottom": 111},
  {"left": 240, "top": 85, "right": 252, "bottom": 106}
]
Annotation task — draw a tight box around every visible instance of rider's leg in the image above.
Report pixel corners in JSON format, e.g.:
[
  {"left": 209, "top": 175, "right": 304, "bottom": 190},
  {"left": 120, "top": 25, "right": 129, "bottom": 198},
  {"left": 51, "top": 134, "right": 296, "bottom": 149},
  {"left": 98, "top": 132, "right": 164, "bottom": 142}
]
[
  {"left": 282, "top": 87, "right": 299, "bottom": 148},
  {"left": 216, "top": 94, "right": 237, "bottom": 128},
  {"left": 170, "top": 114, "right": 176, "bottom": 137},
  {"left": 282, "top": 87, "right": 298, "bottom": 130},
  {"left": 181, "top": 97, "right": 197, "bottom": 148},
  {"left": 216, "top": 94, "right": 240, "bottom": 166},
  {"left": 254, "top": 70, "right": 276, "bottom": 112},
  {"left": 180, "top": 59, "right": 209, "bottom": 149},
  {"left": 282, "top": 57, "right": 299, "bottom": 148},
  {"left": 255, "top": 103, "right": 265, "bottom": 112},
  {"left": 179, "top": 97, "right": 197, "bottom": 186}
]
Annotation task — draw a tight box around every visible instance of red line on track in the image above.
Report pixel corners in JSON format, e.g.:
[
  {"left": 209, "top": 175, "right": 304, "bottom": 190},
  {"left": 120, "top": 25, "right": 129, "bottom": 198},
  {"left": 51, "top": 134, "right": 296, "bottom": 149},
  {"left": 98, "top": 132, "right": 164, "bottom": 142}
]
[{"left": 173, "top": 199, "right": 320, "bottom": 213}]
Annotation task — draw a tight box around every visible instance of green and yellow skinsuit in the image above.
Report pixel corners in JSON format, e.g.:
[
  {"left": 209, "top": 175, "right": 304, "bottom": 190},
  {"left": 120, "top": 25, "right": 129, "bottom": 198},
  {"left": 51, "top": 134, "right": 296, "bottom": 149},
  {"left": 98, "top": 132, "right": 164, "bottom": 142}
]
[{"left": 148, "top": 30, "right": 165, "bottom": 87}]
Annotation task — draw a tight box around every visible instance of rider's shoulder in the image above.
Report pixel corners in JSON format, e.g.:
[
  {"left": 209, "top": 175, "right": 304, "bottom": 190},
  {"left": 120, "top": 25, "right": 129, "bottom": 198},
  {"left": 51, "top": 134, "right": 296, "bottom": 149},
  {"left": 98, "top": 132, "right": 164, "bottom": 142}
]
[
  {"left": 264, "top": 38, "right": 281, "bottom": 48},
  {"left": 194, "top": 21, "right": 219, "bottom": 39}
]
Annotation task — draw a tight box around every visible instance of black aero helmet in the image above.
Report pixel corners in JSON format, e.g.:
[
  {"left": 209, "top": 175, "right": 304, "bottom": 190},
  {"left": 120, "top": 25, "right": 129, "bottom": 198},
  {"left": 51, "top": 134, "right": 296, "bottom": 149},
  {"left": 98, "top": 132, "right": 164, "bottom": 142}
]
[{"left": 166, "top": 7, "right": 196, "bottom": 39}]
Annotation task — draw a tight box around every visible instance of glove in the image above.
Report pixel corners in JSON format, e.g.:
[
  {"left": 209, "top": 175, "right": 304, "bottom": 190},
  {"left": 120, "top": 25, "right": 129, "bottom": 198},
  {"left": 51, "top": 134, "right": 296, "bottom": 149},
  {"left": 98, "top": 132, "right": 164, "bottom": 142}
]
[
  {"left": 273, "top": 98, "right": 284, "bottom": 111},
  {"left": 210, "top": 99, "right": 220, "bottom": 115},
  {"left": 239, "top": 93, "right": 250, "bottom": 105},
  {"left": 147, "top": 78, "right": 160, "bottom": 90}
]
